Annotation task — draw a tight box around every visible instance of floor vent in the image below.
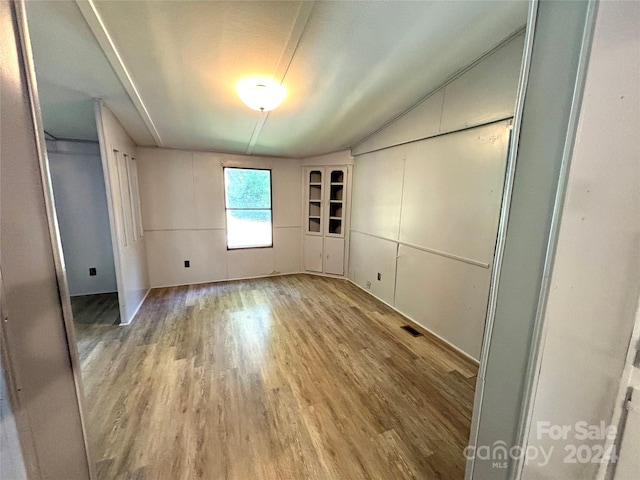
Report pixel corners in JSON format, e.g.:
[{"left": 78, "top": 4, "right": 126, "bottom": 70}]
[{"left": 401, "top": 325, "right": 423, "bottom": 337}]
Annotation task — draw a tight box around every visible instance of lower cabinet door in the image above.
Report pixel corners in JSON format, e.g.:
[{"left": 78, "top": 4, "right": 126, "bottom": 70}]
[
  {"left": 324, "top": 237, "right": 345, "bottom": 275},
  {"left": 304, "top": 235, "right": 323, "bottom": 273}
]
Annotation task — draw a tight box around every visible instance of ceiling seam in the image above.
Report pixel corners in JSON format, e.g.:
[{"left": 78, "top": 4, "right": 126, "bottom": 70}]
[
  {"left": 272, "top": 0, "right": 317, "bottom": 85},
  {"left": 245, "top": 0, "right": 316, "bottom": 155},
  {"left": 75, "top": 0, "right": 164, "bottom": 147},
  {"left": 246, "top": 114, "right": 269, "bottom": 155}
]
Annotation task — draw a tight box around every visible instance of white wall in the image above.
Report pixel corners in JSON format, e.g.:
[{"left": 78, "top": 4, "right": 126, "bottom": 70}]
[
  {"left": 521, "top": 2, "right": 640, "bottom": 478},
  {"left": 352, "top": 32, "right": 524, "bottom": 156},
  {"left": 137, "top": 148, "right": 302, "bottom": 287},
  {"left": 349, "top": 33, "right": 524, "bottom": 359},
  {"left": 47, "top": 140, "right": 117, "bottom": 296},
  {"left": 95, "top": 102, "right": 149, "bottom": 324}
]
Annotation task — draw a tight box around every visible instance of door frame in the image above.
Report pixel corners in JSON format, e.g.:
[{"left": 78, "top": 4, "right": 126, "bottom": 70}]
[
  {"left": 466, "top": 1, "right": 600, "bottom": 478},
  {"left": 11, "top": 0, "right": 96, "bottom": 477}
]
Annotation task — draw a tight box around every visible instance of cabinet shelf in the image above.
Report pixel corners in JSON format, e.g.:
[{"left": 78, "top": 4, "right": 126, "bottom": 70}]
[
  {"left": 308, "top": 201, "right": 321, "bottom": 216},
  {"left": 308, "top": 217, "right": 321, "bottom": 233},
  {"left": 330, "top": 171, "right": 344, "bottom": 184},
  {"left": 309, "top": 171, "right": 322, "bottom": 184},
  {"left": 329, "top": 202, "right": 342, "bottom": 218},
  {"left": 309, "top": 184, "right": 322, "bottom": 201},
  {"left": 328, "top": 218, "right": 342, "bottom": 235},
  {"left": 329, "top": 184, "right": 343, "bottom": 201}
]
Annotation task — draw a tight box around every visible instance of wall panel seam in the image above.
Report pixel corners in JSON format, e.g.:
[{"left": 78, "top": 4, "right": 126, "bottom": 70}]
[
  {"left": 144, "top": 226, "right": 301, "bottom": 232},
  {"left": 350, "top": 229, "right": 490, "bottom": 269},
  {"left": 352, "top": 116, "right": 514, "bottom": 157}
]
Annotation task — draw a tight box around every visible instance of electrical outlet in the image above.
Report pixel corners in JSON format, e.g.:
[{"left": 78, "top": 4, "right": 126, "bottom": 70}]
[
  {"left": 184, "top": 260, "right": 190, "bottom": 268},
  {"left": 377, "top": 272, "right": 382, "bottom": 281},
  {"left": 366, "top": 281, "right": 371, "bottom": 289},
  {"left": 89, "top": 267, "right": 97, "bottom": 276}
]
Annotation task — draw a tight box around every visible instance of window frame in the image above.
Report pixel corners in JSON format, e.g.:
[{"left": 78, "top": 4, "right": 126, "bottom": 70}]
[{"left": 223, "top": 166, "right": 274, "bottom": 250}]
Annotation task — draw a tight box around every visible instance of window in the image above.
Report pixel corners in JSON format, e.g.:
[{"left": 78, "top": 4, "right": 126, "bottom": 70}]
[{"left": 224, "top": 167, "right": 273, "bottom": 249}]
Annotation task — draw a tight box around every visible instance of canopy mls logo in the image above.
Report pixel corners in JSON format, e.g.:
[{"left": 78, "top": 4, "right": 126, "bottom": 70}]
[
  {"left": 464, "top": 421, "right": 619, "bottom": 469},
  {"left": 463, "top": 441, "right": 553, "bottom": 469}
]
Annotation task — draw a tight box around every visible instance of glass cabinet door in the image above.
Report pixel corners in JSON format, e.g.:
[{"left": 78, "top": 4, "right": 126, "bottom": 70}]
[
  {"left": 326, "top": 168, "right": 346, "bottom": 237},
  {"left": 307, "top": 169, "right": 323, "bottom": 234}
]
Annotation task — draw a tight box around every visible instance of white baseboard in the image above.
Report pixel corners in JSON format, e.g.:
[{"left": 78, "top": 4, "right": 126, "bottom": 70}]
[
  {"left": 70, "top": 290, "right": 118, "bottom": 297},
  {"left": 347, "top": 278, "right": 480, "bottom": 365},
  {"left": 119, "top": 288, "right": 151, "bottom": 327},
  {"left": 148, "top": 272, "right": 302, "bottom": 290},
  {"left": 303, "top": 271, "right": 349, "bottom": 280}
]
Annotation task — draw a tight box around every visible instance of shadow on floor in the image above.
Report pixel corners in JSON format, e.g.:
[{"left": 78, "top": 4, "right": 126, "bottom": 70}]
[{"left": 71, "top": 292, "right": 120, "bottom": 326}]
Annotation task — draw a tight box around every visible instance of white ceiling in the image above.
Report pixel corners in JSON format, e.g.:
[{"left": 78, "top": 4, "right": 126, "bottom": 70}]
[{"left": 26, "top": 0, "right": 528, "bottom": 158}]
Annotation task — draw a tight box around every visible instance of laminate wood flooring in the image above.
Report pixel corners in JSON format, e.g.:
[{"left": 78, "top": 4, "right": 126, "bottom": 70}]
[
  {"left": 72, "top": 293, "right": 120, "bottom": 365},
  {"left": 72, "top": 293, "right": 120, "bottom": 326},
  {"left": 76, "top": 274, "right": 478, "bottom": 480}
]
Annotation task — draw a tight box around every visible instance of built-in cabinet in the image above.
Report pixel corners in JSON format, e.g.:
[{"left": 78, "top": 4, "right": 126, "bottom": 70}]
[{"left": 304, "top": 166, "right": 349, "bottom": 275}]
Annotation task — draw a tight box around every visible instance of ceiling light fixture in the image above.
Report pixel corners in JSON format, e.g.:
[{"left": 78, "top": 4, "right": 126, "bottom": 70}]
[{"left": 237, "top": 78, "right": 286, "bottom": 112}]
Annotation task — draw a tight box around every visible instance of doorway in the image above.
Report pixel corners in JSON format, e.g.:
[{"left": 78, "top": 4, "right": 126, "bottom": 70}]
[{"left": 45, "top": 133, "right": 122, "bottom": 360}]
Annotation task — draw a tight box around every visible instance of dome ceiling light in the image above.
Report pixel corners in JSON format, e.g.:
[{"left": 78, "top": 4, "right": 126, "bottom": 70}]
[{"left": 237, "top": 78, "right": 286, "bottom": 112}]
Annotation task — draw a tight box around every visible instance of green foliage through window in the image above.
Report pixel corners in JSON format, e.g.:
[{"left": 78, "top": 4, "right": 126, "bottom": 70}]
[{"left": 224, "top": 168, "right": 272, "bottom": 249}]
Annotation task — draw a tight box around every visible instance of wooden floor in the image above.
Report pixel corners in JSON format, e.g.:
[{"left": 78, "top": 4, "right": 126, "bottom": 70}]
[
  {"left": 76, "top": 274, "right": 478, "bottom": 480},
  {"left": 72, "top": 293, "right": 120, "bottom": 325}
]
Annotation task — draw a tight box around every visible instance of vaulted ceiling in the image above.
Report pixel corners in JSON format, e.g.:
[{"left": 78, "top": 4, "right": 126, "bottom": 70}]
[{"left": 26, "top": 0, "right": 527, "bottom": 158}]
